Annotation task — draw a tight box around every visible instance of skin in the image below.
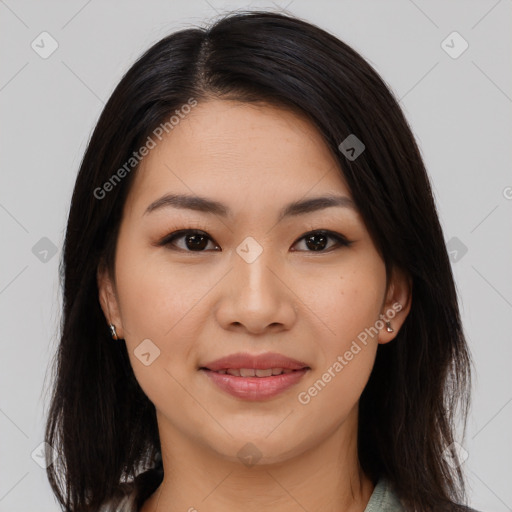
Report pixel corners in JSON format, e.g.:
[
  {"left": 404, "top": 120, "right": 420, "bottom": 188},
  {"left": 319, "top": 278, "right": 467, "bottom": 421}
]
[{"left": 98, "top": 99, "right": 411, "bottom": 512}]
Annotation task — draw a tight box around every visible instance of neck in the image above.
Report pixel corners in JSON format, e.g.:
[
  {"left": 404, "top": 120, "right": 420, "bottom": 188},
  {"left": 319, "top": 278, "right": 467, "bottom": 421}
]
[{"left": 141, "top": 406, "right": 374, "bottom": 512}]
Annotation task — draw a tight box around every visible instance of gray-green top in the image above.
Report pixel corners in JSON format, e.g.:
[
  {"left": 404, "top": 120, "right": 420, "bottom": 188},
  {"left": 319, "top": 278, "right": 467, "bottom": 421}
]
[{"left": 364, "top": 478, "right": 406, "bottom": 511}]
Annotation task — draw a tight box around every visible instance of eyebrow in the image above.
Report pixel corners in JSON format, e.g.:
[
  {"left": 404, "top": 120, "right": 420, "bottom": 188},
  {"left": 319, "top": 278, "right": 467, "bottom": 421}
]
[{"left": 143, "top": 193, "right": 356, "bottom": 221}]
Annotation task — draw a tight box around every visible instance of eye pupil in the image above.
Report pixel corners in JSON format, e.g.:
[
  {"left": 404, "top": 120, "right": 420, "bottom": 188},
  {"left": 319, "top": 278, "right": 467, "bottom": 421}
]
[
  {"left": 305, "top": 233, "right": 327, "bottom": 251},
  {"left": 186, "top": 234, "right": 208, "bottom": 250}
]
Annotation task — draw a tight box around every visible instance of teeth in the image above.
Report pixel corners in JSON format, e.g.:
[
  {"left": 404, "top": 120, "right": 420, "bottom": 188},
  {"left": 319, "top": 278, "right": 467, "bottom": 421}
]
[
  {"left": 255, "top": 368, "right": 273, "bottom": 377},
  {"left": 214, "top": 368, "right": 298, "bottom": 377}
]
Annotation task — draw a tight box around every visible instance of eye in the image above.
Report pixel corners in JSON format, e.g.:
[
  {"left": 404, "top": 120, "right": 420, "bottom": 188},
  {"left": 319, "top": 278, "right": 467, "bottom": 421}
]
[
  {"left": 159, "top": 228, "right": 352, "bottom": 253},
  {"left": 291, "top": 230, "right": 352, "bottom": 252},
  {"left": 160, "top": 229, "right": 220, "bottom": 252}
]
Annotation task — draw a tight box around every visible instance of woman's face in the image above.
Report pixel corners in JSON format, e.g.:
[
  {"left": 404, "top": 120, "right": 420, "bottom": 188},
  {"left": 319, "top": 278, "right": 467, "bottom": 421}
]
[{"left": 98, "top": 99, "right": 409, "bottom": 465}]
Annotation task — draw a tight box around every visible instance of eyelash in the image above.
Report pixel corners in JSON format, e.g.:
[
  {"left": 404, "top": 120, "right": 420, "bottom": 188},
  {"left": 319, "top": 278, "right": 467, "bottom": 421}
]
[{"left": 158, "top": 228, "right": 353, "bottom": 253}]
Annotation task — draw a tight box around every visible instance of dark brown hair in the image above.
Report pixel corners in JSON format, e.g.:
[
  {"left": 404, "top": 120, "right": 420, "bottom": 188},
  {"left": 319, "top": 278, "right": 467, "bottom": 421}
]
[{"left": 45, "top": 10, "right": 473, "bottom": 511}]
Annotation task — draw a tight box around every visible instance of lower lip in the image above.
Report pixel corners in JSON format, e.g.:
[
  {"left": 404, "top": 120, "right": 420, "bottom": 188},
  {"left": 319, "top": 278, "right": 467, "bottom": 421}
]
[{"left": 201, "top": 369, "right": 309, "bottom": 401}]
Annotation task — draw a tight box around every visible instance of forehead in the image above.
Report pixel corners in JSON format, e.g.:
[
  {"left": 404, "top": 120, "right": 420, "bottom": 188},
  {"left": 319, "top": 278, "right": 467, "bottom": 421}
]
[{"left": 125, "top": 100, "right": 350, "bottom": 216}]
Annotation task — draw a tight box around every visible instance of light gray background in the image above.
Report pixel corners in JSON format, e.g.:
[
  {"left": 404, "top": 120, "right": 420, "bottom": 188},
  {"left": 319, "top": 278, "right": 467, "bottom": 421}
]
[{"left": 1, "top": 1, "right": 511, "bottom": 510}]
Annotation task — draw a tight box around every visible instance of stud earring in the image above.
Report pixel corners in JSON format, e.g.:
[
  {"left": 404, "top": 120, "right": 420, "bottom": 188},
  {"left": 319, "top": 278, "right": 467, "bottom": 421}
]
[
  {"left": 109, "top": 323, "right": 118, "bottom": 340},
  {"left": 385, "top": 321, "right": 394, "bottom": 333}
]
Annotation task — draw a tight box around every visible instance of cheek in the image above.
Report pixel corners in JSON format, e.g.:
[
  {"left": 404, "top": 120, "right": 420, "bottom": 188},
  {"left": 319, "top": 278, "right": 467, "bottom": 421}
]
[
  {"left": 114, "top": 253, "right": 203, "bottom": 404},
  {"left": 113, "top": 242, "right": 222, "bottom": 379},
  {"left": 114, "top": 239, "right": 202, "bottom": 339},
  {"left": 295, "top": 268, "right": 384, "bottom": 417},
  {"left": 296, "top": 343, "right": 376, "bottom": 437},
  {"left": 306, "top": 257, "right": 386, "bottom": 346},
  {"left": 296, "top": 255, "right": 385, "bottom": 410}
]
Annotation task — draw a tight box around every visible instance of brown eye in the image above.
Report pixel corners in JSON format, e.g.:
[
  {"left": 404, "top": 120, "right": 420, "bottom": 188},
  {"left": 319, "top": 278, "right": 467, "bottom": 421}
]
[
  {"left": 291, "top": 230, "right": 351, "bottom": 252},
  {"left": 162, "top": 230, "right": 219, "bottom": 252},
  {"left": 160, "top": 229, "right": 351, "bottom": 253}
]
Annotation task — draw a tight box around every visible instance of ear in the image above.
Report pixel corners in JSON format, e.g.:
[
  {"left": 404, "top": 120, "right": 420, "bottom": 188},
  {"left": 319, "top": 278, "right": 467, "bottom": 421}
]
[
  {"left": 377, "top": 266, "right": 412, "bottom": 344},
  {"left": 97, "top": 259, "right": 124, "bottom": 339}
]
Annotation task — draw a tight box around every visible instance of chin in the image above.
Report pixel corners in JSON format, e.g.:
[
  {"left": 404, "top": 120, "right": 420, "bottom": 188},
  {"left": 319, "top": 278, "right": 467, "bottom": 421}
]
[{"left": 205, "top": 430, "right": 313, "bottom": 468}]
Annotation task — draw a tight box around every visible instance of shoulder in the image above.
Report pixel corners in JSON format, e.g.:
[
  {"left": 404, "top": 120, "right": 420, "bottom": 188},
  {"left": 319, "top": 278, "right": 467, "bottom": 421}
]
[
  {"left": 364, "top": 477, "right": 406, "bottom": 512},
  {"left": 365, "top": 477, "right": 484, "bottom": 512}
]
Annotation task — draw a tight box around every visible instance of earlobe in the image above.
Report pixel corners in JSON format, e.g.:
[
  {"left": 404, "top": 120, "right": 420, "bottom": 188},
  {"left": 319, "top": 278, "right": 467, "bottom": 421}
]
[
  {"left": 378, "top": 267, "right": 412, "bottom": 344},
  {"left": 96, "top": 261, "right": 123, "bottom": 339}
]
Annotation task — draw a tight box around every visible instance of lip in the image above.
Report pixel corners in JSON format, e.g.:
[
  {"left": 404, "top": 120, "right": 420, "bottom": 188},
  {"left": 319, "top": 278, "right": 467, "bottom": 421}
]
[
  {"left": 201, "top": 368, "right": 309, "bottom": 401},
  {"left": 199, "top": 352, "right": 310, "bottom": 401},
  {"left": 201, "top": 352, "right": 309, "bottom": 372}
]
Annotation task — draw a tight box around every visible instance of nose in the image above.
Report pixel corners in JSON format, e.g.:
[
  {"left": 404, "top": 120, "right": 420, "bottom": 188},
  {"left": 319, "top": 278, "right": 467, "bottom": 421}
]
[{"left": 214, "top": 243, "right": 297, "bottom": 335}]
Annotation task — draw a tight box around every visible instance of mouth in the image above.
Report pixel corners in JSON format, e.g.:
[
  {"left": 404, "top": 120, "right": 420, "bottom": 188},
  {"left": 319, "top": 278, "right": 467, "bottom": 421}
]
[
  {"left": 199, "top": 352, "right": 311, "bottom": 401},
  {"left": 201, "top": 367, "right": 302, "bottom": 377}
]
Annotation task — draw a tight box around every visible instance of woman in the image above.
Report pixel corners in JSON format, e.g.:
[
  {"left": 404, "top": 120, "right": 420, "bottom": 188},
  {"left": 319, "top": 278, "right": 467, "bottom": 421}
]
[{"left": 45, "top": 10, "right": 476, "bottom": 512}]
